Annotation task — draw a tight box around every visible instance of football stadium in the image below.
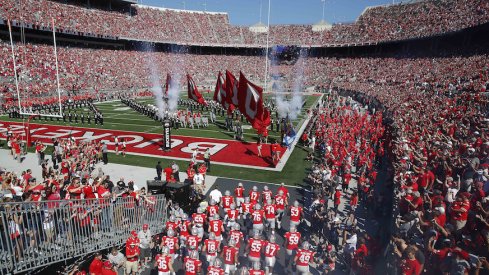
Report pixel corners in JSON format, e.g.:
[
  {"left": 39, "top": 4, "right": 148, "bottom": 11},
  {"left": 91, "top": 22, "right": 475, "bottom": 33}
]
[{"left": 0, "top": 0, "right": 488, "bottom": 274}]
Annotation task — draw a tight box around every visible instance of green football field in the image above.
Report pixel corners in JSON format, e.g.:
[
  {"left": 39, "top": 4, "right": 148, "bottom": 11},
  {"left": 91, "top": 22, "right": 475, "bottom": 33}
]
[{"left": 1, "top": 94, "right": 321, "bottom": 185}]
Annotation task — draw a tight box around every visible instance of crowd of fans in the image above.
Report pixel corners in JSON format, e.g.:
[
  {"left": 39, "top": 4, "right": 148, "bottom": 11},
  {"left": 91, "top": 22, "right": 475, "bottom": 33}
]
[
  {"left": 0, "top": 60, "right": 488, "bottom": 274},
  {"left": 327, "top": 58, "right": 489, "bottom": 274},
  {"left": 0, "top": 133, "right": 157, "bottom": 266},
  {"left": 302, "top": 92, "right": 386, "bottom": 274},
  {"left": 1, "top": 0, "right": 489, "bottom": 46},
  {"left": 0, "top": 40, "right": 266, "bottom": 109},
  {"left": 3, "top": 40, "right": 487, "bottom": 112},
  {"left": 349, "top": 0, "right": 489, "bottom": 44},
  {"left": 0, "top": 1, "right": 488, "bottom": 274}
]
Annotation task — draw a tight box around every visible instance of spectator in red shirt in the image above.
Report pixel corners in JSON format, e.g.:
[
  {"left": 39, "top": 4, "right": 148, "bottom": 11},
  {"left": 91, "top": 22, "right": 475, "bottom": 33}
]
[
  {"left": 407, "top": 191, "right": 423, "bottom": 212},
  {"left": 400, "top": 246, "right": 422, "bottom": 275},
  {"left": 101, "top": 261, "right": 116, "bottom": 275},
  {"left": 334, "top": 186, "right": 342, "bottom": 211},
  {"left": 89, "top": 252, "right": 103, "bottom": 275},
  {"left": 125, "top": 241, "right": 140, "bottom": 275},
  {"left": 163, "top": 165, "right": 173, "bottom": 183},
  {"left": 67, "top": 179, "right": 83, "bottom": 200},
  {"left": 450, "top": 194, "right": 471, "bottom": 231}
]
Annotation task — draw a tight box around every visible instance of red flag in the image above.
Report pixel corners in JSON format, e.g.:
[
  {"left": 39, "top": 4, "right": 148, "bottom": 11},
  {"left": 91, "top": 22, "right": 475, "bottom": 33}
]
[
  {"left": 187, "top": 74, "right": 207, "bottom": 105},
  {"left": 165, "top": 73, "right": 171, "bottom": 95},
  {"left": 225, "top": 70, "right": 238, "bottom": 112},
  {"left": 214, "top": 71, "right": 228, "bottom": 108},
  {"left": 237, "top": 71, "right": 269, "bottom": 130},
  {"left": 254, "top": 108, "right": 271, "bottom": 134}
]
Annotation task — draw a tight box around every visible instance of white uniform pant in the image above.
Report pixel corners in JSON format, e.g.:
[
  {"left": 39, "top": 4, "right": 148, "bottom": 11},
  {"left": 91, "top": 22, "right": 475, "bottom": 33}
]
[
  {"left": 206, "top": 254, "right": 217, "bottom": 264},
  {"left": 248, "top": 255, "right": 260, "bottom": 263},
  {"left": 290, "top": 220, "right": 300, "bottom": 228},
  {"left": 296, "top": 264, "right": 310, "bottom": 274},
  {"left": 265, "top": 256, "right": 276, "bottom": 268},
  {"left": 266, "top": 218, "right": 276, "bottom": 230},
  {"left": 252, "top": 223, "right": 264, "bottom": 233},
  {"left": 236, "top": 197, "right": 244, "bottom": 207},
  {"left": 224, "top": 263, "right": 237, "bottom": 274}
]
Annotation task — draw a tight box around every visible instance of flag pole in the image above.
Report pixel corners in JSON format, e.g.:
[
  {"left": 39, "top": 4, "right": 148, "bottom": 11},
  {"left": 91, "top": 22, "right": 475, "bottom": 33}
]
[
  {"left": 52, "top": 18, "right": 63, "bottom": 116},
  {"left": 8, "top": 20, "right": 21, "bottom": 112},
  {"left": 263, "top": 0, "right": 271, "bottom": 93}
]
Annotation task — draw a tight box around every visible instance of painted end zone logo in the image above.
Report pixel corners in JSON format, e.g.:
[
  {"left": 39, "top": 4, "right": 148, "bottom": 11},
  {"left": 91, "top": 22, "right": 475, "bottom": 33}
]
[{"left": 0, "top": 122, "right": 284, "bottom": 169}]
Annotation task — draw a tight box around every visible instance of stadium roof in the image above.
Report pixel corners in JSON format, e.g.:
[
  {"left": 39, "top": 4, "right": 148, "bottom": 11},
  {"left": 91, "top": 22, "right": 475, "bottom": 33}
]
[
  {"left": 135, "top": 4, "right": 227, "bottom": 15},
  {"left": 312, "top": 19, "right": 332, "bottom": 31}
]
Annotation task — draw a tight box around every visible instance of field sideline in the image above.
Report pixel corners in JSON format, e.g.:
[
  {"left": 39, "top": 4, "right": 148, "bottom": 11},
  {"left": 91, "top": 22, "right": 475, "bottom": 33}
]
[{"left": 0, "top": 94, "right": 320, "bottom": 185}]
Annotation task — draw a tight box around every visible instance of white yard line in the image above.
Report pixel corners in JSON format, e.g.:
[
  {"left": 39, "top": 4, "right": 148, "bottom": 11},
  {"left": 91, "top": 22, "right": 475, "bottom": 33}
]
[{"left": 274, "top": 94, "right": 322, "bottom": 171}]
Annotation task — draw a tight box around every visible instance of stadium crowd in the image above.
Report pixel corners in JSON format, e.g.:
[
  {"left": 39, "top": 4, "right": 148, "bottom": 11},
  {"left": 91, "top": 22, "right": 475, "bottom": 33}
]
[
  {"left": 1, "top": 0, "right": 489, "bottom": 46},
  {"left": 328, "top": 56, "right": 489, "bottom": 273},
  {"left": 1, "top": 57, "right": 488, "bottom": 274},
  {"left": 3, "top": 40, "right": 488, "bottom": 112},
  {"left": 0, "top": 1, "right": 488, "bottom": 274},
  {"left": 0, "top": 41, "right": 266, "bottom": 110}
]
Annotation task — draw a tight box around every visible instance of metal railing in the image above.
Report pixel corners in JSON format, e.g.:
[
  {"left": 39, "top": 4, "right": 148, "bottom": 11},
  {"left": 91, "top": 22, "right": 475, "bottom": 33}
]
[{"left": 0, "top": 195, "right": 168, "bottom": 274}]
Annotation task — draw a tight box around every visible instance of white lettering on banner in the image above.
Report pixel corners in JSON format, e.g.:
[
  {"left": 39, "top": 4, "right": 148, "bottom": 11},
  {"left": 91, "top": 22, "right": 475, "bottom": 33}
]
[
  {"left": 160, "top": 139, "right": 184, "bottom": 150},
  {"left": 74, "top": 131, "right": 111, "bottom": 141},
  {"left": 244, "top": 84, "right": 259, "bottom": 119},
  {"left": 134, "top": 138, "right": 162, "bottom": 148},
  {"left": 32, "top": 129, "right": 80, "bottom": 139},
  {"left": 134, "top": 138, "right": 183, "bottom": 149},
  {"left": 7, "top": 125, "right": 26, "bottom": 134},
  {"left": 30, "top": 128, "right": 48, "bottom": 133},
  {"left": 180, "top": 142, "right": 227, "bottom": 155},
  {"left": 105, "top": 135, "right": 143, "bottom": 145},
  {"left": 0, "top": 124, "right": 8, "bottom": 134}
]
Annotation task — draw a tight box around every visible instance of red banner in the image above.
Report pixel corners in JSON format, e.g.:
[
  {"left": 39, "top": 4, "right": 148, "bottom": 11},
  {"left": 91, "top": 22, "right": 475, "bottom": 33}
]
[
  {"left": 187, "top": 74, "right": 207, "bottom": 105},
  {"left": 0, "top": 122, "right": 283, "bottom": 169}
]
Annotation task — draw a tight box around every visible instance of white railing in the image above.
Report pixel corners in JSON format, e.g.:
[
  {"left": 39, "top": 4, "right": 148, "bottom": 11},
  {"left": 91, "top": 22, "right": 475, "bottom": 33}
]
[{"left": 0, "top": 195, "right": 168, "bottom": 274}]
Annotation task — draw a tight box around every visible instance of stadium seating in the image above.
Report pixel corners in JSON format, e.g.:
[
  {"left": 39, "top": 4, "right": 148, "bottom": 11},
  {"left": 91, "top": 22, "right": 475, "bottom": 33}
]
[
  {"left": 1, "top": 0, "right": 488, "bottom": 46},
  {"left": 0, "top": 0, "right": 489, "bottom": 274}
]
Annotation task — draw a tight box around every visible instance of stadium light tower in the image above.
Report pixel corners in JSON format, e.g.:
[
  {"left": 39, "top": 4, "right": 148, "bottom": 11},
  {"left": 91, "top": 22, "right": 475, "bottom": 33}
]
[
  {"left": 259, "top": 0, "right": 263, "bottom": 23},
  {"left": 263, "top": 0, "right": 271, "bottom": 93},
  {"left": 322, "top": 0, "right": 326, "bottom": 21}
]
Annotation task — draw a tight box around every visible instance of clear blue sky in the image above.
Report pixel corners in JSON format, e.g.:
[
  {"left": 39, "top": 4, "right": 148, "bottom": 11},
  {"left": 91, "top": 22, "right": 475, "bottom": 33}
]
[{"left": 138, "top": 0, "right": 405, "bottom": 25}]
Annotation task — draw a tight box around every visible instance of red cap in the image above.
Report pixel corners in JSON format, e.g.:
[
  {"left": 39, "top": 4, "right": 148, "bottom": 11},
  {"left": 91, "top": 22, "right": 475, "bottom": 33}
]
[
  {"left": 143, "top": 224, "right": 149, "bottom": 229},
  {"left": 131, "top": 230, "right": 137, "bottom": 237},
  {"left": 103, "top": 261, "right": 112, "bottom": 268}
]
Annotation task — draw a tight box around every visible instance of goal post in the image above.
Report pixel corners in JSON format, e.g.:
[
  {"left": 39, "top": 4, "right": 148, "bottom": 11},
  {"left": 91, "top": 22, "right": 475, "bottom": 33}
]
[{"left": 8, "top": 19, "right": 64, "bottom": 118}]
